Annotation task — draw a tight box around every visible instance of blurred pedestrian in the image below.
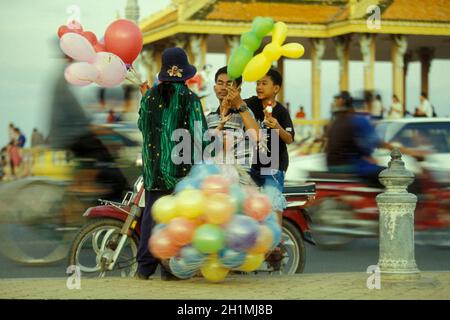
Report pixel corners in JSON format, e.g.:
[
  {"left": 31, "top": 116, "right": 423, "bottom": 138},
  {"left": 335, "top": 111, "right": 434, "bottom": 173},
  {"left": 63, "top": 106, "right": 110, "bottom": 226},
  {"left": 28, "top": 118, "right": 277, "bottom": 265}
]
[
  {"left": 388, "top": 94, "right": 404, "bottom": 119},
  {"left": 371, "top": 94, "right": 384, "bottom": 120},
  {"left": 107, "top": 109, "right": 117, "bottom": 123},
  {"left": 296, "top": 106, "right": 306, "bottom": 119},
  {"left": 136, "top": 47, "right": 208, "bottom": 281},
  {"left": 415, "top": 92, "right": 433, "bottom": 117},
  {"left": 13, "top": 128, "right": 26, "bottom": 148},
  {"left": 7, "top": 141, "right": 21, "bottom": 178},
  {"left": 8, "top": 123, "right": 15, "bottom": 142},
  {"left": 0, "top": 147, "right": 7, "bottom": 180},
  {"left": 31, "top": 128, "right": 45, "bottom": 147}
]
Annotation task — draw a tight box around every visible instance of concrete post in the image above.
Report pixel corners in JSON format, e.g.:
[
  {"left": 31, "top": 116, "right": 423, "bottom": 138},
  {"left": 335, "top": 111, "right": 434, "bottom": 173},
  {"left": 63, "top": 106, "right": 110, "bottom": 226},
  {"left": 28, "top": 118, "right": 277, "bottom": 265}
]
[{"left": 377, "top": 149, "right": 420, "bottom": 278}]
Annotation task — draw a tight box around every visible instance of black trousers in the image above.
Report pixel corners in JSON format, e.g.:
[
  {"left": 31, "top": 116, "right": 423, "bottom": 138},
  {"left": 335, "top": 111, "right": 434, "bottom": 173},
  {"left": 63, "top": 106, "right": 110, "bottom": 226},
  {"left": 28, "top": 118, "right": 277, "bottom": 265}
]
[{"left": 137, "top": 189, "right": 172, "bottom": 277}]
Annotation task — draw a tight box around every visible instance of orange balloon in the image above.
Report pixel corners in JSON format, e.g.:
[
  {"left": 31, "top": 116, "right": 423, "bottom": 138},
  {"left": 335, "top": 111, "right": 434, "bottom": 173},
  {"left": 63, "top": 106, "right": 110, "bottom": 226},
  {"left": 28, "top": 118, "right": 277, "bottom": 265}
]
[
  {"left": 248, "top": 225, "right": 274, "bottom": 254},
  {"left": 243, "top": 193, "right": 272, "bottom": 221},
  {"left": 166, "top": 217, "right": 197, "bottom": 246},
  {"left": 201, "top": 175, "right": 230, "bottom": 196},
  {"left": 204, "top": 193, "right": 236, "bottom": 225},
  {"left": 148, "top": 230, "right": 179, "bottom": 259}
]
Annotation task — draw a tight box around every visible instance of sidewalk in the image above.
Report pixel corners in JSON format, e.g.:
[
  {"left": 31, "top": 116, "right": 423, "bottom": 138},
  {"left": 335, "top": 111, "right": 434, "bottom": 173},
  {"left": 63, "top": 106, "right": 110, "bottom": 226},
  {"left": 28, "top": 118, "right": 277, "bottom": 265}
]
[{"left": 1, "top": 271, "right": 449, "bottom": 300}]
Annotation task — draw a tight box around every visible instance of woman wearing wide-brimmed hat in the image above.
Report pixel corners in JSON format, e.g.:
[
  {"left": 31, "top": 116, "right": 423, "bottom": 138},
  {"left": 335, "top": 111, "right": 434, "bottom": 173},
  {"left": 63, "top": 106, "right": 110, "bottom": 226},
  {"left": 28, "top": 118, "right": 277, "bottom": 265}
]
[{"left": 136, "top": 47, "right": 208, "bottom": 280}]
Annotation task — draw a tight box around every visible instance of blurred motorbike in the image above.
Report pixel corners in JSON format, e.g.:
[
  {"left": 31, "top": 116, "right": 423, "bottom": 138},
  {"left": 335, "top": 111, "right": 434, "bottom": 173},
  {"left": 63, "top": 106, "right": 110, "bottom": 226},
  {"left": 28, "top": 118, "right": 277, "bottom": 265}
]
[
  {"left": 67, "top": 174, "right": 316, "bottom": 278},
  {"left": 306, "top": 168, "right": 450, "bottom": 249},
  {"left": 0, "top": 125, "right": 140, "bottom": 266}
]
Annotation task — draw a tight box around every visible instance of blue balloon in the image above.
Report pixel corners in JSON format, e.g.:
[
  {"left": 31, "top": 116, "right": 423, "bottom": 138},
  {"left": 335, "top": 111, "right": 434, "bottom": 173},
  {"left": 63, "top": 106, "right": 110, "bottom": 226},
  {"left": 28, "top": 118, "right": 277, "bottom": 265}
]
[
  {"left": 218, "top": 248, "right": 247, "bottom": 269},
  {"left": 152, "top": 223, "right": 166, "bottom": 235},
  {"left": 175, "top": 177, "right": 200, "bottom": 193},
  {"left": 169, "top": 257, "right": 198, "bottom": 279},
  {"left": 225, "top": 215, "right": 259, "bottom": 252},
  {"left": 263, "top": 212, "right": 278, "bottom": 225},
  {"left": 189, "top": 164, "right": 221, "bottom": 180},
  {"left": 180, "top": 245, "right": 207, "bottom": 267}
]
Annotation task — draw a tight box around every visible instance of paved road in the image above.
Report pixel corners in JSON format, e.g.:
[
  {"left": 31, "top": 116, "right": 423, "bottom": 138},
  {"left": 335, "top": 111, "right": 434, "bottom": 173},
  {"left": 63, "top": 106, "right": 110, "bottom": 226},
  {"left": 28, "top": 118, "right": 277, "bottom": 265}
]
[{"left": 1, "top": 238, "right": 449, "bottom": 279}]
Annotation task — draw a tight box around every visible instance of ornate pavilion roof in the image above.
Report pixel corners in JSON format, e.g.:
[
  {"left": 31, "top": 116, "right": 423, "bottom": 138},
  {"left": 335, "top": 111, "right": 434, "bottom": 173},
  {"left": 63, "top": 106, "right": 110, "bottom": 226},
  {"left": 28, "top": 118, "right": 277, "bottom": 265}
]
[
  {"left": 140, "top": 0, "right": 450, "bottom": 42},
  {"left": 139, "top": 0, "right": 450, "bottom": 61}
]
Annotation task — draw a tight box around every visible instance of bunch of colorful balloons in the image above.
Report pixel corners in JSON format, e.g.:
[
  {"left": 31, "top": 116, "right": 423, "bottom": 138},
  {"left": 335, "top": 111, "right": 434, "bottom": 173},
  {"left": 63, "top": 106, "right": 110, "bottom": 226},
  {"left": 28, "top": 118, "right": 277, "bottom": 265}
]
[
  {"left": 57, "top": 19, "right": 143, "bottom": 88},
  {"left": 227, "top": 17, "right": 305, "bottom": 82},
  {"left": 148, "top": 164, "right": 282, "bottom": 282}
]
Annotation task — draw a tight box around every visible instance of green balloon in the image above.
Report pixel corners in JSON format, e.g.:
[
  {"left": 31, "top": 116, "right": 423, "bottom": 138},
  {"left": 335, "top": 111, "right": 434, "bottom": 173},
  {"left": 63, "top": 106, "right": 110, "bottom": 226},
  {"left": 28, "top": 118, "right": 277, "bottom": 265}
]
[
  {"left": 227, "top": 46, "right": 253, "bottom": 80},
  {"left": 252, "top": 17, "right": 274, "bottom": 39},
  {"left": 240, "top": 31, "right": 261, "bottom": 53},
  {"left": 193, "top": 224, "right": 225, "bottom": 254}
]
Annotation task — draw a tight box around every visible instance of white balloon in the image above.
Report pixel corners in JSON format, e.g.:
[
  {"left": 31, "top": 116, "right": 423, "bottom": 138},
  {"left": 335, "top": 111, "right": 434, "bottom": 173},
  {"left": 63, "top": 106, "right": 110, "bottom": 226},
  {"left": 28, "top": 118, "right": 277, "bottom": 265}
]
[
  {"left": 93, "top": 52, "right": 127, "bottom": 88},
  {"left": 64, "top": 62, "right": 99, "bottom": 86},
  {"left": 60, "top": 32, "right": 96, "bottom": 63}
]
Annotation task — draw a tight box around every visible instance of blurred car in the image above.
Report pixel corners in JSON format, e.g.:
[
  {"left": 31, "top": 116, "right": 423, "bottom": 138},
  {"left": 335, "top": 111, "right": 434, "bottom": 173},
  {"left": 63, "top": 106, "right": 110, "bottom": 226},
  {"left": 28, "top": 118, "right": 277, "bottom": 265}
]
[
  {"left": 373, "top": 118, "right": 450, "bottom": 184},
  {"left": 286, "top": 117, "right": 450, "bottom": 182}
]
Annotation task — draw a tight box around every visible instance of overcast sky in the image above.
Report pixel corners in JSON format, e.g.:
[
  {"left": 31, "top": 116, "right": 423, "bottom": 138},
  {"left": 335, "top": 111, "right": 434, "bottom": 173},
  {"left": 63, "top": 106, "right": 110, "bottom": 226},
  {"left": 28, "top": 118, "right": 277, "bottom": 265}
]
[{"left": 1, "top": 0, "right": 449, "bottom": 147}]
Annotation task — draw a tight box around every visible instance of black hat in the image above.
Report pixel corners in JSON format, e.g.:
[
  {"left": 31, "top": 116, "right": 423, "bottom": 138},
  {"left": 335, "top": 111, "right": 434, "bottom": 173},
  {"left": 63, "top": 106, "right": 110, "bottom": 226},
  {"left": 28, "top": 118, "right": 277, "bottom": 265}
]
[
  {"left": 334, "top": 91, "right": 353, "bottom": 108},
  {"left": 158, "top": 47, "right": 197, "bottom": 82}
]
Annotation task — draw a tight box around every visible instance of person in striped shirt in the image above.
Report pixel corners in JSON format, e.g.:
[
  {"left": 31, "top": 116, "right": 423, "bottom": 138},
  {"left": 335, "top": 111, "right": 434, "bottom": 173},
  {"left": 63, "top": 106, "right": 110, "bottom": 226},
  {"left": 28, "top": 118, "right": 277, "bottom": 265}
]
[{"left": 206, "top": 66, "right": 259, "bottom": 177}]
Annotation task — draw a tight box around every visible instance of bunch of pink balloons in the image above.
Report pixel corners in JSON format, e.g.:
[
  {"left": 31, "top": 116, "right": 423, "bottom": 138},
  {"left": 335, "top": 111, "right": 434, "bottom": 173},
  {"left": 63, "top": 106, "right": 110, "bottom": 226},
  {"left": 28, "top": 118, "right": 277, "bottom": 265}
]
[
  {"left": 57, "top": 19, "right": 143, "bottom": 88},
  {"left": 148, "top": 164, "right": 282, "bottom": 282}
]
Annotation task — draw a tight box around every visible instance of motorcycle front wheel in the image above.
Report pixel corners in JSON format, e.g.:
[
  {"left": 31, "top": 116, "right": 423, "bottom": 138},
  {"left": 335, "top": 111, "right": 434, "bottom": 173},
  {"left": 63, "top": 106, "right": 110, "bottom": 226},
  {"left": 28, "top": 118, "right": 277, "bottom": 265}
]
[{"left": 68, "top": 218, "right": 138, "bottom": 278}]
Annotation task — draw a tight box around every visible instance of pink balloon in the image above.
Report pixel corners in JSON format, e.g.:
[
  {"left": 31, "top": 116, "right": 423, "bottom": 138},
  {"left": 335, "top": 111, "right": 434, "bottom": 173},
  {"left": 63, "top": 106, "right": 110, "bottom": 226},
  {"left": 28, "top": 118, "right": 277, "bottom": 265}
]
[
  {"left": 64, "top": 62, "right": 99, "bottom": 86},
  {"left": 60, "top": 33, "right": 96, "bottom": 63},
  {"left": 93, "top": 52, "right": 127, "bottom": 88},
  {"left": 67, "top": 20, "right": 83, "bottom": 32}
]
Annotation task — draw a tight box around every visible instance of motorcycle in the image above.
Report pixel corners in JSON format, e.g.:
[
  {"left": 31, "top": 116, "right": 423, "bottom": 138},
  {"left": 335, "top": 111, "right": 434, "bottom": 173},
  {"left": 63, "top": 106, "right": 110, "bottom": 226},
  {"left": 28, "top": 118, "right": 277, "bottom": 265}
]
[
  {"left": 67, "top": 176, "right": 316, "bottom": 278},
  {"left": 0, "top": 124, "right": 140, "bottom": 266},
  {"left": 306, "top": 169, "right": 450, "bottom": 249}
]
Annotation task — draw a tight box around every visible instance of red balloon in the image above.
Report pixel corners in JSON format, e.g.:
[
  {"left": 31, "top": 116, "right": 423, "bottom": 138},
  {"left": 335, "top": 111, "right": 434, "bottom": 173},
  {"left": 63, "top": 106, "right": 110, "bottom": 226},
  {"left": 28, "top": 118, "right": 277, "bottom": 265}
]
[
  {"left": 93, "top": 42, "right": 106, "bottom": 53},
  {"left": 82, "top": 31, "right": 98, "bottom": 45},
  {"left": 166, "top": 217, "right": 197, "bottom": 246},
  {"left": 57, "top": 25, "right": 71, "bottom": 38},
  {"left": 104, "top": 19, "right": 143, "bottom": 64},
  {"left": 148, "top": 230, "right": 179, "bottom": 260},
  {"left": 243, "top": 193, "right": 272, "bottom": 221}
]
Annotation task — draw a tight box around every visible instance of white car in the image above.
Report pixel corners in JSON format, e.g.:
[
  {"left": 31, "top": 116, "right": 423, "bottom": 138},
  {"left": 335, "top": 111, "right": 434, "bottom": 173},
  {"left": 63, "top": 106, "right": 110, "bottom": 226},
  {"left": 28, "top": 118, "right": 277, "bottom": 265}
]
[{"left": 286, "top": 117, "right": 450, "bottom": 183}]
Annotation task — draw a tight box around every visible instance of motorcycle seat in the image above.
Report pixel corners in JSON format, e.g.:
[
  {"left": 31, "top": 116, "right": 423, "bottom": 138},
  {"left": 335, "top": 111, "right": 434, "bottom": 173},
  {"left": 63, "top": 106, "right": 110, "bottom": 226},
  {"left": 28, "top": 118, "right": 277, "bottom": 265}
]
[{"left": 283, "top": 182, "right": 316, "bottom": 195}]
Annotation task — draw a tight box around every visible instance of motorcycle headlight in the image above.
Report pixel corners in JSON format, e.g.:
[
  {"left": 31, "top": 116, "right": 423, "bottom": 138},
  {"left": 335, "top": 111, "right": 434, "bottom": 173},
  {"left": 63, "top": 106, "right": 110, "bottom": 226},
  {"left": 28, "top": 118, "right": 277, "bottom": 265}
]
[{"left": 135, "top": 153, "right": 143, "bottom": 167}]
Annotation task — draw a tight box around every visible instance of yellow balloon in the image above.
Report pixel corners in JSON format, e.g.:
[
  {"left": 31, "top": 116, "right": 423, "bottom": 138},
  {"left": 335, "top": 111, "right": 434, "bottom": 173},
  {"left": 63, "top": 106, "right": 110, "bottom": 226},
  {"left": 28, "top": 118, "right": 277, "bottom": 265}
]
[
  {"left": 242, "top": 21, "right": 305, "bottom": 82},
  {"left": 176, "top": 189, "right": 205, "bottom": 219},
  {"left": 152, "top": 195, "right": 178, "bottom": 223},
  {"left": 272, "top": 21, "right": 288, "bottom": 46},
  {"left": 238, "top": 253, "right": 265, "bottom": 272},
  {"left": 201, "top": 255, "right": 229, "bottom": 282},
  {"left": 242, "top": 53, "right": 271, "bottom": 82},
  {"left": 281, "top": 43, "right": 304, "bottom": 59}
]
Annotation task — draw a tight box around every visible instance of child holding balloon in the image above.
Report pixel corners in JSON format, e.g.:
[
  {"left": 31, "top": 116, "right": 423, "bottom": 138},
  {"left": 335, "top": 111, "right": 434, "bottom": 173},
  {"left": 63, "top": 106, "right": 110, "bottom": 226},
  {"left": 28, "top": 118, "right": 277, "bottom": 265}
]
[
  {"left": 244, "top": 68, "right": 294, "bottom": 269},
  {"left": 136, "top": 47, "right": 208, "bottom": 280}
]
